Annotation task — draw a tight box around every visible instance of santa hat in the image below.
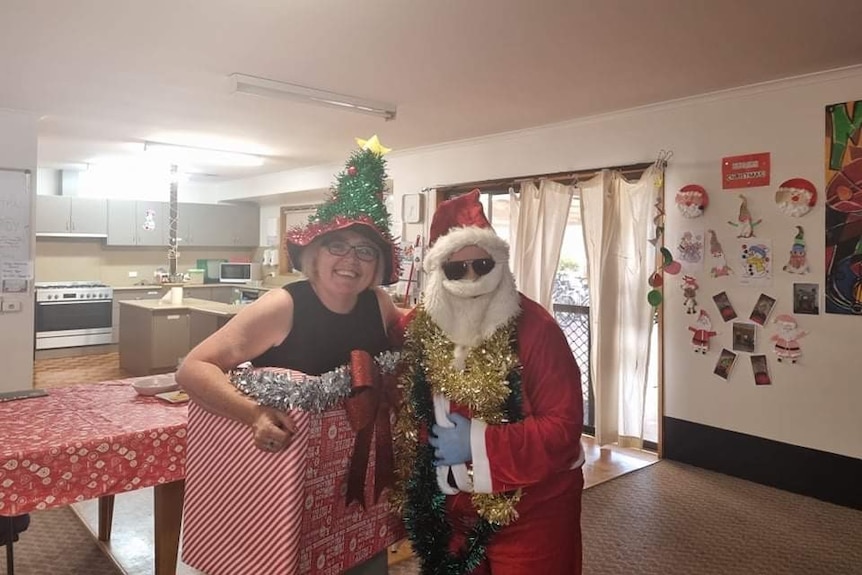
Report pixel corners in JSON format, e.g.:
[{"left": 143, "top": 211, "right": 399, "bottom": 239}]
[
  {"left": 777, "top": 178, "right": 817, "bottom": 207},
  {"left": 423, "top": 189, "right": 510, "bottom": 274},
  {"left": 285, "top": 137, "right": 400, "bottom": 284},
  {"left": 792, "top": 226, "right": 805, "bottom": 248},
  {"left": 774, "top": 314, "right": 797, "bottom": 327},
  {"left": 696, "top": 309, "right": 711, "bottom": 326},
  {"left": 737, "top": 195, "right": 751, "bottom": 221}
]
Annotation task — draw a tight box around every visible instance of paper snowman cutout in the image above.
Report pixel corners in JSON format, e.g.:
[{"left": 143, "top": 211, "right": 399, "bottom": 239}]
[
  {"left": 675, "top": 184, "right": 708, "bottom": 218},
  {"left": 775, "top": 178, "right": 816, "bottom": 218}
]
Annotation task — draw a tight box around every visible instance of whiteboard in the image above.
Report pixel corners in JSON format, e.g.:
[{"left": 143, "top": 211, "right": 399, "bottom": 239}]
[{"left": 0, "top": 169, "right": 32, "bottom": 290}]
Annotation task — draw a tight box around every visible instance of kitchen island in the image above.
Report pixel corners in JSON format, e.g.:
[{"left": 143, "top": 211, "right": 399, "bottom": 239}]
[{"left": 119, "top": 297, "right": 247, "bottom": 376}]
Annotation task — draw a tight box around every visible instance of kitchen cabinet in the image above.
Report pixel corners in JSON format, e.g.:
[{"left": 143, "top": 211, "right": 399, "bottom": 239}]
[
  {"left": 106, "top": 200, "right": 169, "bottom": 246},
  {"left": 207, "top": 285, "right": 237, "bottom": 304},
  {"left": 112, "top": 287, "right": 165, "bottom": 343},
  {"left": 119, "top": 302, "right": 190, "bottom": 376},
  {"left": 178, "top": 202, "right": 260, "bottom": 247},
  {"left": 35, "top": 195, "right": 108, "bottom": 236}
]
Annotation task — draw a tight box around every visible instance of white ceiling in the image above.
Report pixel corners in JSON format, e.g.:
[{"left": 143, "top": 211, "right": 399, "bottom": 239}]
[{"left": 2, "top": 0, "right": 862, "bottom": 181}]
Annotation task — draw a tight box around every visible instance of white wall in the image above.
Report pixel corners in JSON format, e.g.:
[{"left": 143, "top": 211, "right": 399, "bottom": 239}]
[
  {"left": 209, "top": 67, "right": 862, "bottom": 459},
  {"left": 0, "top": 109, "right": 38, "bottom": 392}
]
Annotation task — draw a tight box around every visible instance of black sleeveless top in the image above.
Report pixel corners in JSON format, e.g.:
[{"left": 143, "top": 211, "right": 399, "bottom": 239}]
[{"left": 250, "top": 281, "right": 389, "bottom": 375}]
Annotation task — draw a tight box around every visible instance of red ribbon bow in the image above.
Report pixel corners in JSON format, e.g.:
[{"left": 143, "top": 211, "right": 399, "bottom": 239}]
[{"left": 343, "top": 350, "right": 400, "bottom": 508}]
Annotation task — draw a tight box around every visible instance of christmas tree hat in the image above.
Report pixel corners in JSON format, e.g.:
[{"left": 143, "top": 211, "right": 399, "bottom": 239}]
[{"left": 285, "top": 135, "right": 400, "bottom": 284}]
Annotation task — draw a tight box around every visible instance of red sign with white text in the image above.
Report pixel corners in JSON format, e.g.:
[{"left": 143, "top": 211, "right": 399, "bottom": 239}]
[{"left": 722, "top": 153, "right": 771, "bottom": 189}]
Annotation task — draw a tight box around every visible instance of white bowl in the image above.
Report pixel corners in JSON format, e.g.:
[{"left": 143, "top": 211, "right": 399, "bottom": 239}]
[{"left": 132, "top": 375, "right": 180, "bottom": 396}]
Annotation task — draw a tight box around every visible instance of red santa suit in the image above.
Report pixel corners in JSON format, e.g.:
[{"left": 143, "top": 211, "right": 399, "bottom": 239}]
[{"left": 393, "top": 190, "right": 584, "bottom": 574}]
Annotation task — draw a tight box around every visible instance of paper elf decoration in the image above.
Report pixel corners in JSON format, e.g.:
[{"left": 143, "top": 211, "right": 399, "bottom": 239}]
[
  {"left": 707, "top": 229, "right": 732, "bottom": 277},
  {"left": 675, "top": 184, "right": 708, "bottom": 218},
  {"left": 681, "top": 275, "right": 699, "bottom": 314},
  {"left": 775, "top": 178, "right": 817, "bottom": 217},
  {"left": 782, "top": 226, "right": 810, "bottom": 274},
  {"left": 770, "top": 314, "right": 807, "bottom": 364},
  {"left": 728, "top": 195, "right": 762, "bottom": 238},
  {"left": 688, "top": 310, "right": 717, "bottom": 354}
]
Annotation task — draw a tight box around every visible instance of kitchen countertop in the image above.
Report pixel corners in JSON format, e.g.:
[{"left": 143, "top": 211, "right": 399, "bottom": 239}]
[{"left": 118, "top": 297, "right": 247, "bottom": 317}]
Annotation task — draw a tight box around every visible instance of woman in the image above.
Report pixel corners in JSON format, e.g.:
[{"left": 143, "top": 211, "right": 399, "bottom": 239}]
[{"left": 177, "top": 151, "right": 404, "bottom": 574}]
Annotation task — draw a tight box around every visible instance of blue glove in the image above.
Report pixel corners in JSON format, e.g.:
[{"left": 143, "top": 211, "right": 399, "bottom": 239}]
[{"left": 429, "top": 413, "right": 472, "bottom": 466}]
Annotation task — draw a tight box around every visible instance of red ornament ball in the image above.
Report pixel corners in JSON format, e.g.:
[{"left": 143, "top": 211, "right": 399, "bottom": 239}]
[{"left": 347, "top": 165, "right": 358, "bottom": 176}]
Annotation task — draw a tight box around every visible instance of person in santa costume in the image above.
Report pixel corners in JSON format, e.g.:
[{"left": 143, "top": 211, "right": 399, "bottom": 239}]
[{"left": 391, "top": 190, "right": 585, "bottom": 574}]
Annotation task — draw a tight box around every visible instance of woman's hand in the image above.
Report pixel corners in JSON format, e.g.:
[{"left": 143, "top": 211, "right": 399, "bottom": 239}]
[{"left": 251, "top": 406, "right": 298, "bottom": 453}]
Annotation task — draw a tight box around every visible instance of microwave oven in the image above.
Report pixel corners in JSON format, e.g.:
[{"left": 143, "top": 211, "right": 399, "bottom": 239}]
[{"left": 219, "top": 262, "right": 262, "bottom": 284}]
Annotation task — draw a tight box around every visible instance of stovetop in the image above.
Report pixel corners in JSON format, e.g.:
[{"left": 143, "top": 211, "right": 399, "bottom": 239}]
[{"left": 35, "top": 281, "right": 111, "bottom": 290}]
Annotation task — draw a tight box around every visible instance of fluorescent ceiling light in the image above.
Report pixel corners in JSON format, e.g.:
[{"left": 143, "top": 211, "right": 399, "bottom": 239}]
[
  {"left": 230, "top": 73, "right": 397, "bottom": 121},
  {"left": 143, "top": 141, "right": 265, "bottom": 167}
]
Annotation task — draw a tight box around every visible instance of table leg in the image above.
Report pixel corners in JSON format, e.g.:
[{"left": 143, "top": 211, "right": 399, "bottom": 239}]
[
  {"left": 97, "top": 495, "right": 115, "bottom": 541},
  {"left": 5, "top": 515, "right": 14, "bottom": 575},
  {"left": 153, "top": 479, "right": 185, "bottom": 575}
]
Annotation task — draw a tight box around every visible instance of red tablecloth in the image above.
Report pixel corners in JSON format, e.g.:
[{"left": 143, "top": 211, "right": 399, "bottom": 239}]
[{"left": 0, "top": 378, "right": 188, "bottom": 516}]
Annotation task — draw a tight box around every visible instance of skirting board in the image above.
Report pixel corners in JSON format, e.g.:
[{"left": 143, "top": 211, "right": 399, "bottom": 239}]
[{"left": 663, "top": 417, "right": 862, "bottom": 510}]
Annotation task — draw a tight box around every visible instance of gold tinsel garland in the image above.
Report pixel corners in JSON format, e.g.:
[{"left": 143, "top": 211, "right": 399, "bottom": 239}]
[{"left": 391, "top": 308, "right": 523, "bottom": 526}]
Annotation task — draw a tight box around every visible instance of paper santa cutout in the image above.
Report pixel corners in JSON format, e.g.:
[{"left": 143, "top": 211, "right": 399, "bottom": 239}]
[
  {"left": 707, "top": 229, "right": 732, "bottom": 277},
  {"left": 688, "top": 310, "right": 717, "bottom": 354},
  {"left": 676, "top": 184, "right": 708, "bottom": 218},
  {"left": 775, "top": 178, "right": 817, "bottom": 217},
  {"left": 782, "top": 226, "right": 810, "bottom": 274},
  {"left": 770, "top": 314, "right": 807, "bottom": 364},
  {"left": 681, "top": 275, "right": 699, "bottom": 315},
  {"left": 728, "top": 195, "right": 762, "bottom": 238}
]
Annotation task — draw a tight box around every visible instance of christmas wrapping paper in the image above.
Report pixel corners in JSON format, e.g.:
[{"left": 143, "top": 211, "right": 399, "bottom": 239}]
[{"left": 182, "top": 393, "right": 404, "bottom": 575}]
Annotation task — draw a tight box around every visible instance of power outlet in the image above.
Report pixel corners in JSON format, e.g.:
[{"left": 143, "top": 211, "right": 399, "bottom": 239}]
[
  {"left": 1, "top": 299, "right": 22, "bottom": 313},
  {"left": 128, "top": 271, "right": 138, "bottom": 278}
]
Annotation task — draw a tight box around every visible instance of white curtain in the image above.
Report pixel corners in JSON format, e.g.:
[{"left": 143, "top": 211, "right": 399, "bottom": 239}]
[
  {"left": 579, "top": 166, "right": 661, "bottom": 448},
  {"left": 509, "top": 179, "right": 574, "bottom": 310}
]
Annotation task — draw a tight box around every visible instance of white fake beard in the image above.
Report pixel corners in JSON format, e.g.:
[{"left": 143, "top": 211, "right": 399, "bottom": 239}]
[
  {"left": 776, "top": 189, "right": 812, "bottom": 217},
  {"left": 424, "top": 264, "right": 520, "bottom": 370}
]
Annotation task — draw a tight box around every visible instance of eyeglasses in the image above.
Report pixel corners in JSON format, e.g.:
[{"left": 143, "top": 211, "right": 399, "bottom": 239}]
[
  {"left": 324, "top": 240, "right": 379, "bottom": 262},
  {"left": 441, "top": 258, "right": 496, "bottom": 281}
]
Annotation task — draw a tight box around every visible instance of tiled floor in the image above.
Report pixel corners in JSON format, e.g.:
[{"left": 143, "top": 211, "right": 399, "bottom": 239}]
[{"left": 35, "top": 348, "right": 658, "bottom": 574}]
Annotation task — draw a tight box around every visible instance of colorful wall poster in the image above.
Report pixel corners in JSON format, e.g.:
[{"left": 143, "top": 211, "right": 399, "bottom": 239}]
[{"left": 825, "top": 100, "right": 862, "bottom": 315}]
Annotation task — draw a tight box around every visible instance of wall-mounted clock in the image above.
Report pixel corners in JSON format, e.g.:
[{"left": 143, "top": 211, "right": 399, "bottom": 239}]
[{"left": 402, "top": 193, "right": 422, "bottom": 223}]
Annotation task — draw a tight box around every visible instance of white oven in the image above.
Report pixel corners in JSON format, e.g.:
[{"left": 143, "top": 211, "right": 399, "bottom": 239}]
[{"left": 35, "top": 282, "right": 114, "bottom": 350}]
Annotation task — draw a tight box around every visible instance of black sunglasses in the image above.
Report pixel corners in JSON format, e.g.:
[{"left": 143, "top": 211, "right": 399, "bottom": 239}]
[
  {"left": 441, "top": 258, "right": 496, "bottom": 281},
  {"left": 324, "top": 240, "right": 379, "bottom": 262}
]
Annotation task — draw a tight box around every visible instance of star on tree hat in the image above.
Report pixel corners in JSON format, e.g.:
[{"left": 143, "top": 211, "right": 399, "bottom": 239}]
[{"left": 285, "top": 135, "right": 400, "bottom": 285}]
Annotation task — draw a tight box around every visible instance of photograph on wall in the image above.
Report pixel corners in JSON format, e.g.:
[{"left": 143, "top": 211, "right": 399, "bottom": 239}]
[
  {"left": 713, "top": 348, "right": 738, "bottom": 380},
  {"left": 737, "top": 239, "right": 772, "bottom": 286},
  {"left": 792, "top": 283, "right": 820, "bottom": 315},
  {"left": 712, "top": 291, "right": 738, "bottom": 321},
  {"left": 825, "top": 100, "right": 862, "bottom": 315},
  {"left": 731, "top": 321, "right": 756, "bottom": 353},
  {"left": 749, "top": 293, "right": 777, "bottom": 326},
  {"left": 750, "top": 354, "right": 772, "bottom": 386}
]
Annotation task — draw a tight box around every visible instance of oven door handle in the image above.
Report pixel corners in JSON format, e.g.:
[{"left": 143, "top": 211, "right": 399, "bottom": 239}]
[{"left": 37, "top": 300, "right": 111, "bottom": 305}]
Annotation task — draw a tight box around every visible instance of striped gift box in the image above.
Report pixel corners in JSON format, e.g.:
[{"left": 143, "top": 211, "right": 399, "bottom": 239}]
[{"left": 182, "top": 384, "right": 404, "bottom": 574}]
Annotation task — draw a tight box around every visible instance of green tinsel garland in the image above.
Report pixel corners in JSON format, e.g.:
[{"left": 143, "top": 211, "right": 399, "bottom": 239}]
[{"left": 403, "top": 331, "right": 523, "bottom": 574}]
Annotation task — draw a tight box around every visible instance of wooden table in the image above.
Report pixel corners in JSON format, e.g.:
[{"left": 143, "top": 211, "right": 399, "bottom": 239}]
[{"left": 0, "top": 379, "right": 187, "bottom": 574}]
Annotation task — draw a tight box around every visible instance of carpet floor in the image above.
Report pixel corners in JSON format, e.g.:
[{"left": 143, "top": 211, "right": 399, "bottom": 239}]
[
  {"left": 9, "top": 461, "right": 861, "bottom": 574},
  {"left": 1, "top": 507, "right": 121, "bottom": 575},
  {"left": 391, "top": 460, "right": 862, "bottom": 575}
]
